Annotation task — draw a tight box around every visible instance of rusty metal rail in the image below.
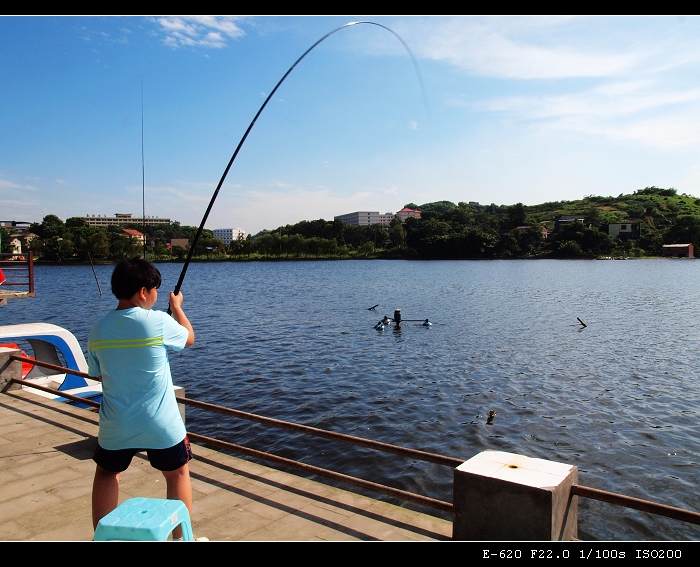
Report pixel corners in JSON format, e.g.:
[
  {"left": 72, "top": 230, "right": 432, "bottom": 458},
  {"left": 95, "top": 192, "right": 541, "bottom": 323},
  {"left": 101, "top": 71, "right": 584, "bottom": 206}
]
[
  {"left": 8, "top": 377, "right": 101, "bottom": 409},
  {"left": 179, "top": 396, "right": 464, "bottom": 468},
  {"left": 6, "top": 355, "right": 700, "bottom": 526},
  {"left": 572, "top": 484, "right": 700, "bottom": 526},
  {"left": 187, "top": 431, "right": 453, "bottom": 513},
  {"left": 11, "top": 355, "right": 94, "bottom": 379}
]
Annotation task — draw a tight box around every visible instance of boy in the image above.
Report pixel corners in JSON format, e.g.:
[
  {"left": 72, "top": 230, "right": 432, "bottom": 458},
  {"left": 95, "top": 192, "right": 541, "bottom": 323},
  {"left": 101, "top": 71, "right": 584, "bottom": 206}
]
[{"left": 88, "top": 256, "right": 195, "bottom": 539}]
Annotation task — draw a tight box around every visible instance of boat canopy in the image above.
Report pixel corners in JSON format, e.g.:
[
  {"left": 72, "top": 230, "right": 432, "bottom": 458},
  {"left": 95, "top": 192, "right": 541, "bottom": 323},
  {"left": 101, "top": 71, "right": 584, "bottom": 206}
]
[{"left": 0, "top": 323, "right": 89, "bottom": 390}]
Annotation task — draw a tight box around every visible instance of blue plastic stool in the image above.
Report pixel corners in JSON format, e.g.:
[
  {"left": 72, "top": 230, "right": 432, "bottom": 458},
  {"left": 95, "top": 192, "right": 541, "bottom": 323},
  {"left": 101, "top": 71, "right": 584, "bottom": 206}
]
[{"left": 94, "top": 497, "right": 194, "bottom": 541}]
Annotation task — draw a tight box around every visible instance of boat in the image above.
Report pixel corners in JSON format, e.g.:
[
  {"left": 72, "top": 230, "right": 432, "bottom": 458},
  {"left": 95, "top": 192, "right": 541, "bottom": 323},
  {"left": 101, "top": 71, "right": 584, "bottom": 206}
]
[{"left": 0, "top": 322, "right": 102, "bottom": 407}]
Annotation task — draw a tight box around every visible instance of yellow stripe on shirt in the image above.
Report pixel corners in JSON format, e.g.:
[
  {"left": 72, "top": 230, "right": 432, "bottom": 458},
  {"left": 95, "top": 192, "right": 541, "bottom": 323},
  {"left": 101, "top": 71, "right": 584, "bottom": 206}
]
[{"left": 89, "top": 336, "right": 164, "bottom": 350}]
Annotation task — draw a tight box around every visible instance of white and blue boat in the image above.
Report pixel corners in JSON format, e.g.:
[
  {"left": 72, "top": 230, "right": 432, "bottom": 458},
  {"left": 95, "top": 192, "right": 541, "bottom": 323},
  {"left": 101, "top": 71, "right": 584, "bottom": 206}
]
[{"left": 0, "top": 322, "right": 102, "bottom": 407}]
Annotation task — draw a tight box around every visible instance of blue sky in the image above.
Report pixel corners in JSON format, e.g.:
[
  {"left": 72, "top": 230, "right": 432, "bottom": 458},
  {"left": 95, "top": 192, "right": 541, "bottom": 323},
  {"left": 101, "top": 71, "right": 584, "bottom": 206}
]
[{"left": 3, "top": 16, "right": 700, "bottom": 235}]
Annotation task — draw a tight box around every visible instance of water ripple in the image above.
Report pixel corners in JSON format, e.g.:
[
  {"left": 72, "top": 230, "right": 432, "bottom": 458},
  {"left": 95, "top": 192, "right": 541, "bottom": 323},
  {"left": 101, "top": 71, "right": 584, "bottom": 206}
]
[{"left": 5, "top": 259, "right": 700, "bottom": 540}]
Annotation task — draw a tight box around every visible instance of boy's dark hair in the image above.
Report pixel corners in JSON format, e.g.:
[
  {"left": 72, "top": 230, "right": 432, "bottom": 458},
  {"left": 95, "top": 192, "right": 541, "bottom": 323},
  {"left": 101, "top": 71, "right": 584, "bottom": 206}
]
[{"left": 111, "top": 256, "right": 162, "bottom": 299}]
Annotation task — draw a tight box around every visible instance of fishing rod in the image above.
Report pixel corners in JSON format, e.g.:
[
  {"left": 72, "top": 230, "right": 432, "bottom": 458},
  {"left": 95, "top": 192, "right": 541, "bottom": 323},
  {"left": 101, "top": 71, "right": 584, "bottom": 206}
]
[
  {"left": 88, "top": 252, "right": 103, "bottom": 297},
  {"left": 168, "top": 20, "right": 428, "bottom": 314},
  {"left": 142, "top": 76, "right": 146, "bottom": 258}
]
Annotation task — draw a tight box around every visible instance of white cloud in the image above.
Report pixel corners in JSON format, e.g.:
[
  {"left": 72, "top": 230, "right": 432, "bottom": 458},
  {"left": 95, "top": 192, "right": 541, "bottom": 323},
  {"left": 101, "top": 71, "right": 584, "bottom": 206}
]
[
  {"left": 599, "top": 117, "right": 700, "bottom": 149},
  {"left": 154, "top": 16, "right": 247, "bottom": 49},
  {"left": 477, "top": 79, "right": 700, "bottom": 150},
  {"left": 0, "top": 178, "right": 36, "bottom": 192},
  {"left": 143, "top": 185, "right": 212, "bottom": 203},
  {"left": 397, "top": 17, "right": 638, "bottom": 80}
]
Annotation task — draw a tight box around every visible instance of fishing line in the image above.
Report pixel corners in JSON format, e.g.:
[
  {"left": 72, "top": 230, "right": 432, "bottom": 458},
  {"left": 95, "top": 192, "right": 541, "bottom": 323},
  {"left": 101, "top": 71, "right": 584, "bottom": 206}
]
[{"left": 168, "top": 21, "right": 429, "bottom": 314}]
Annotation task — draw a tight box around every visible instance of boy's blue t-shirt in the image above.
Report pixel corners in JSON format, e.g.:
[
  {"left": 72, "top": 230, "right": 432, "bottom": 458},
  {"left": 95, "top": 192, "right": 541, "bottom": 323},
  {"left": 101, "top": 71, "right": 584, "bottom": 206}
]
[{"left": 88, "top": 307, "right": 188, "bottom": 450}]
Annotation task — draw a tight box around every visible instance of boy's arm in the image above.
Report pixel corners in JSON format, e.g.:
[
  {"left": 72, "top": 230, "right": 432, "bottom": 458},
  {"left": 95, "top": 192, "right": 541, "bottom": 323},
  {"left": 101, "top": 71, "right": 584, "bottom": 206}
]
[{"left": 169, "top": 292, "right": 195, "bottom": 347}]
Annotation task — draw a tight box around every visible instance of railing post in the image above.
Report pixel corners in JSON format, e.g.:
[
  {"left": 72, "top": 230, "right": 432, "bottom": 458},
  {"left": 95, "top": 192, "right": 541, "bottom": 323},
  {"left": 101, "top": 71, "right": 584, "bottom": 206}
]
[
  {"left": 27, "top": 252, "right": 34, "bottom": 294},
  {"left": 452, "top": 450, "right": 578, "bottom": 541},
  {"left": 0, "top": 349, "right": 22, "bottom": 392},
  {"left": 174, "top": 385, "right": 185, "bottom": 426}
]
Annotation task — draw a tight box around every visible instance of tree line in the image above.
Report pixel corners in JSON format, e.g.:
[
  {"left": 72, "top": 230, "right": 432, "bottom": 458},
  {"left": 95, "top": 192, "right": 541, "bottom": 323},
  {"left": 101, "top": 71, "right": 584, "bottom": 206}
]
[
  {"left": 0, "top": 215, "right": 218, "bottom": 263},
  {"left": 4, "top": 187, "right": 700, "bottom": 262}
]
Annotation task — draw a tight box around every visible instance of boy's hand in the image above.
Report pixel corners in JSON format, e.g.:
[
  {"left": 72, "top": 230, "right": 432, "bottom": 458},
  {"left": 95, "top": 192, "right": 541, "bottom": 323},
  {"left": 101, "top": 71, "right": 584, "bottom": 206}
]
[
  {"left": 169, "top": 291, "right": 184, "bottom": 310},
  {"left": 169, "top": 291, "right": 195, "bottom": 346}
]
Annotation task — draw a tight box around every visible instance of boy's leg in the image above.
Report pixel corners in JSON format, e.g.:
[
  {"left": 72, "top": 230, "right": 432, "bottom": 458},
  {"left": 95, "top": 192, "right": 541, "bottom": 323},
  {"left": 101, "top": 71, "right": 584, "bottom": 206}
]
[
  {"left": 162, "top": 462, "right": 192, "bottom": 539},
  {"left": 92, "top": 465, "right": 120, "bottom": 530}
]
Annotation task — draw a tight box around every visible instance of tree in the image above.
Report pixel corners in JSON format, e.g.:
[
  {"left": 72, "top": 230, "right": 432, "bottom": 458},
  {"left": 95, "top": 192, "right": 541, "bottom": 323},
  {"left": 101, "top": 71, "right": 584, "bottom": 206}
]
[
  {"left": 287, "top": 234, "right": 305, "bottom": 258},
  {"left": 556, "top": 240, "right": 584, "bottom": 257},
  {"left": 550, "top": 221, "right": 613, "bottom": 257},
  {"left": 172, "top": 245, "right": 187, "bottom": 260},
  {"left": 504, "top": 203, "right": 527, "bottom": 231},
  {"left": 45, "top": 215, "right": 67, "bottom": 238},
  {"left": 42, "top": 235, "right": 74, "bottom": 262},
  {"left": 89, "top": 231, "right": 110, "bottom": 259},
  {"left": 256, "top": 233, "right": 276, "bottom": 258},
  {"left": 443, "top": 206, "right": 473, "bottom": 226},
  {"left": 388, "top": 220, "right": 405, "bottom": 250},
  {"left": 356, "top": 242, "right": 374, "bottom": 257}
]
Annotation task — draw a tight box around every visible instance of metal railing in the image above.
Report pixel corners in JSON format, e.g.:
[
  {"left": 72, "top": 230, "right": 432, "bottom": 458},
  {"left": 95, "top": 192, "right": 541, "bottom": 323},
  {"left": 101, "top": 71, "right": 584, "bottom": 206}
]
[
  {"left": 571, "top": 484, "right": 700, "bottom": 526},
  {"left": 5, "top": 354, "right": 700, "bottom": 529},
  {"left": 0, "top": 252, "right": 35, "bottom": 296}
]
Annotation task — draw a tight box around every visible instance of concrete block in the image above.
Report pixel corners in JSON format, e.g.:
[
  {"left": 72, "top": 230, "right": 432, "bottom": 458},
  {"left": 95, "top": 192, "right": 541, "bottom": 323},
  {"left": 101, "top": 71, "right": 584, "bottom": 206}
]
[
  {"left": 453, "top": 450, "right": 578, "bottom": 541},
  {"left": 0, "top": 347, "right": 22, "bottom": 392}
]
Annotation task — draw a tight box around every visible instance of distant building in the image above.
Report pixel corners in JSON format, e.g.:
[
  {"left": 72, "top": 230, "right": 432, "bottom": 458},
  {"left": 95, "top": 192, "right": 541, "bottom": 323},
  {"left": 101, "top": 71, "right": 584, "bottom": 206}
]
[
  {"left": 121, "top": 229, "right": 145, "bottom": 247},
  {"left": 379, "top": 213, "right": 396, "bottom": 226},
  {"left": 9, "top": 237, "right": 22, "bottom": 255},
  {"left": 0, "top": 223, "right": 35, "bottom": 255},
  {"left": 554, "top": 215, "right": 585, "bottom": 231},
  {"left": 84, "top": 213, "right": 170, "bottom": 227},
  {"left": 334, "top": 211, "right": 399, "bottom": 226},
  {"left": 334, "top": 212, "right": 380, "bottom": 226},
  {"left": 335, "top": 208, "right": 421, "bottom": 226},
  {"left": 608, "top": 223, "right": 640, "bottom": 239},
  {"left": 213, "top": 228, "right": 246, "bottom": 246},
  {"left": 0, "top": 221, "right": 31, "bottom": 233},
  {"left": 170, "top": 238, "right": 189, "bottom": 250},
  {"left": 662, "top": 243, "right": 694, "bottom": 258},
  {"left": 396, "top": 207, "right": 421, "bottom": 222}
]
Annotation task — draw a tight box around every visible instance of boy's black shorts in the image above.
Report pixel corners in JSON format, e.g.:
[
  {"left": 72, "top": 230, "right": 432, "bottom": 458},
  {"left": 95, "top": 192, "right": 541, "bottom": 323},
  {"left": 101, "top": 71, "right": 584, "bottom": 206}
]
[{"left": 93, "top": 437, "right": 193, "bottom": 473}]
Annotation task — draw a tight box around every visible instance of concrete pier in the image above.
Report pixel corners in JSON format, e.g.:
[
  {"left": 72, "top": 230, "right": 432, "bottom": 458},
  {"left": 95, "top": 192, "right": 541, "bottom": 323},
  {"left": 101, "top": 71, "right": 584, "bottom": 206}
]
[{"left": 0, "top": 389, "right": 452, "bottom": 541}]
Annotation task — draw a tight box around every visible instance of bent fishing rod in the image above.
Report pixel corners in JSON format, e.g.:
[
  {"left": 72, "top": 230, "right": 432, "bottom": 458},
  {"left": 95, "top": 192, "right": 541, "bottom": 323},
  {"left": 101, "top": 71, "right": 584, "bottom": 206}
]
[{"left": 168, "top": 20, "right": 428, "bottom": 314}]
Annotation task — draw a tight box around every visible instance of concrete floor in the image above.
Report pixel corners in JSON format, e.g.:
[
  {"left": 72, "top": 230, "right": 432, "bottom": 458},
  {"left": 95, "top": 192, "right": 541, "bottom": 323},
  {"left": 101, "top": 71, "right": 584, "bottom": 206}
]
[{"left": 0, "top": 389, "right": 452, "bottom": 541}]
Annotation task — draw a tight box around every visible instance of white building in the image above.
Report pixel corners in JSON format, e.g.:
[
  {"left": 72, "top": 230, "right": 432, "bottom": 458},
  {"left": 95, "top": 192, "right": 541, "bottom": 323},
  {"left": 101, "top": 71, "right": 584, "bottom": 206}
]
[
  {"left": 335, "top": 211, "right": 402, "bottom": 226},
  {"left": 213, "top": 228, "right": 246, "bottom": 246},
  {"left": 334, "top": 212, "right": 379, "bottom": 226},
  {"left": 84, "top": 213, "right": 170, "bottom": 227},
  {"left": 379, "top": 212, "right": 395, "bottom": 226}
]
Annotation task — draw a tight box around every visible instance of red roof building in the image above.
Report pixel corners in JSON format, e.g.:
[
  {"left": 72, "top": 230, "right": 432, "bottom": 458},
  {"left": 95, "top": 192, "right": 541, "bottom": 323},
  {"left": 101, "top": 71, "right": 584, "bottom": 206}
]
[{"left": 396, "top": 207, "right": 422, "bottom": 222}]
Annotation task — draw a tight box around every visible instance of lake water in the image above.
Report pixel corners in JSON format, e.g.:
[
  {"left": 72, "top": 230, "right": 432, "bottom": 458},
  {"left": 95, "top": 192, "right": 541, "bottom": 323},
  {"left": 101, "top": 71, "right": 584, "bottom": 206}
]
[{"left": 2, "top": 258, "right": 700, "bottom": 541}]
